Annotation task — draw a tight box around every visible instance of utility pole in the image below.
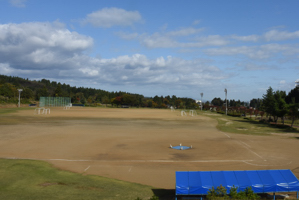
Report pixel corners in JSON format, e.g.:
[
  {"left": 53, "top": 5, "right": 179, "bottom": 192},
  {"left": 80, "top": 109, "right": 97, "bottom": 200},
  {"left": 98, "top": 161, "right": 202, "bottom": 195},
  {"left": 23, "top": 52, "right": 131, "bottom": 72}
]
[
  {"left": 224, "top": 89, "right": 227, "bottom": 115},
  {"left": 200, "top": 93, "right": 203, "bottom": 111},
  {"left": 17, "top": 89, "right": 23, "bottom": 108}
]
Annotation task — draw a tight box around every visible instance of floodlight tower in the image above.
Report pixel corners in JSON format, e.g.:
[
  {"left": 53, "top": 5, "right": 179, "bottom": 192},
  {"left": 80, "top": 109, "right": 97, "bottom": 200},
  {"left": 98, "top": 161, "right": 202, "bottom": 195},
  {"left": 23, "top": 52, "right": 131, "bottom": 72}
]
[
  {"left": 17, "top": 89, "right": 23, "bottom": 108},
  {"left": 224, "top": 88, "right": 227, "bottom": 115},
  {"left": 200, "top": 93, "right": 203, "bottom": 111}
]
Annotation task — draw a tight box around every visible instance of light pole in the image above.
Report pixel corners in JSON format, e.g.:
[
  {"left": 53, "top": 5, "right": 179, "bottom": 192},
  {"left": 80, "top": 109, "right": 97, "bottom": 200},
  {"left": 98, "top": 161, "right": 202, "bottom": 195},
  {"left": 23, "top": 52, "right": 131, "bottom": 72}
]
[
  {"left": 224, "top": 89, "right": 227, "bottom": 115},
  {"left": 200, "top": 93, "right": 203, "bottom": 111},
  {"left": 17, "top": 89, "right": 23, "bottom": 108}
]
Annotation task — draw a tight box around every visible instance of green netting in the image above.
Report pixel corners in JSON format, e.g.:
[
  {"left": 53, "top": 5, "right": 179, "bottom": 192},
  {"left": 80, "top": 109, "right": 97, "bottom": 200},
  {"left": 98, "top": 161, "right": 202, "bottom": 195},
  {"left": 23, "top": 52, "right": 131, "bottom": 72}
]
[{"left": 39, "top": 97, "right": 71, "bottom": 107}]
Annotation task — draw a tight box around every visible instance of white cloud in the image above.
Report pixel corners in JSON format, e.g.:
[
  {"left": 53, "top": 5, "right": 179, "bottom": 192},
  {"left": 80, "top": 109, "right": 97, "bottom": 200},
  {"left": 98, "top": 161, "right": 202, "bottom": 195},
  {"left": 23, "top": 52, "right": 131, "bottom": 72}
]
[
  {"left": 0, "top": 21, "right": 227, "bottom": 90},
  {"left": 0, "top": 63, "right": 12, "bottom": 74},
  {"left": 79, "top": 68, "right": 99, "bottom": 76},
  {"left": 236, "top": 63, "right": 277, "bottom": 71},
  {"left": 167, "top": 27, "right": 204, "bottom": 37},
  {"left": 81, "top": 7, "right": 142, "bottom": 28},
  {"left": 193, "top": 35, "right": 229, "bottom": 47},
  {"left": 9, "top": 0, "right": 26, "bottom": 7},
  {"left": 115, "top": 32, "right": 139, "bottom": 40},
  {"left": 0, "top": 22, "right": 93, "bottom": 70},
  {"left": 231, "top": 29, "right": 299, "bottom": 42},
  {"left": 192, "top": 20, "right": 201, "bottom": 25},
  {"left": 140, "top": 33, "right": 179, "bottom": 48},
  {"left": 119, "top": 30, "right": 229, "bottom": 48},
  {"left": 88, "top": 54, "right": 227, "bottom": 88},
  {"left": 205, "top": 44, "right": 299, "bottom": 59},
  {"left": 278, "top": 80, "right": 293, "bottom": 91},
  {"left": 264, "top": 30, "right": 299, "bottom": 41},
  {"left": 231, "top": 34, "right": 259, "bottom": 42},
  {"left": 156, "top": 57, "right": 166, "bottom": 67},
  {"left": 280, "top": 80, "right": 286, "bottom": 84}
]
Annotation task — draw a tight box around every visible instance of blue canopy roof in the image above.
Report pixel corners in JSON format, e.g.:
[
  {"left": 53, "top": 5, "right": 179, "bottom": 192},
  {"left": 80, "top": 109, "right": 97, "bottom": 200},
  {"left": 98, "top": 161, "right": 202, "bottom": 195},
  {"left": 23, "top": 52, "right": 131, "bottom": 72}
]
[{"left": 176, "top": 170, "right": 299, "bottom": 195}]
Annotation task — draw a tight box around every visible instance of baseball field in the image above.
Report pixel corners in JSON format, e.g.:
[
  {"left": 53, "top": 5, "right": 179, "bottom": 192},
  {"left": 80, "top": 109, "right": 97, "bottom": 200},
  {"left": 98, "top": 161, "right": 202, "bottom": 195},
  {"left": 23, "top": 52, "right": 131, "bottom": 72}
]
[{"left": 0, "top": 107, "right": 298, "bottom": 191}]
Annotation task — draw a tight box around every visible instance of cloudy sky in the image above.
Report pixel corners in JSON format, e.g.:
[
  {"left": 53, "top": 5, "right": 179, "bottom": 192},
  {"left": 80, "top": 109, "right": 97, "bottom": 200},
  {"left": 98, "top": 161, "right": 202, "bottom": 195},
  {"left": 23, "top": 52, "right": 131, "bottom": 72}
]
[{"left": 1, "top": 0, "right": 299, "bottom": 101}]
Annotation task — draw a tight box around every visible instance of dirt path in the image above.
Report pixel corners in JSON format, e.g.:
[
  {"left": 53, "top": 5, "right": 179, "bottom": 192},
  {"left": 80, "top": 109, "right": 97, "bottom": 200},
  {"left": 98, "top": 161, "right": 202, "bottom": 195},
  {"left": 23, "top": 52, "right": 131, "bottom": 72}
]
[{"left": 0, "top": 107, "right": 299, "bottom": 189}]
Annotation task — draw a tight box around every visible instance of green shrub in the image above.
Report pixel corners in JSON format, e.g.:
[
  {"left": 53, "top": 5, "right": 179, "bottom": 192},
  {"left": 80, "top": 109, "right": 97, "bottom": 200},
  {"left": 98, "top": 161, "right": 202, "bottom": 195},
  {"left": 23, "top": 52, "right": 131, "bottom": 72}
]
[
  {"left": 207, "top": 185, "right": 228, "bottom": 199},
  {"left": 149, "top": 195, "right": 159, "bottom": 200},
  {"left": 135, "top": 195, "right": 159, "bottom": 200},
  {"left": 208, "top": 185, "right": 260, "bottom": 200},
  {"left": 229, "top": 186, "right": 238, "bottom": 199},
  {"left": 245, "top": 187, "right": 260, "bottom": 200}
]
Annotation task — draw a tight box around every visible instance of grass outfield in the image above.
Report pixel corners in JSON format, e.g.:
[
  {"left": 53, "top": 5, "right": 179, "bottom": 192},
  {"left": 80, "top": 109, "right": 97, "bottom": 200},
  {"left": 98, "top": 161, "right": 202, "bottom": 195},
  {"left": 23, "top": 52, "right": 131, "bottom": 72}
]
[
  {"left": 202, "top": 111, "right": 299, "bottom": 136},
  {"left": 0, "top": 159, "right": 170, "bottom": 200}
]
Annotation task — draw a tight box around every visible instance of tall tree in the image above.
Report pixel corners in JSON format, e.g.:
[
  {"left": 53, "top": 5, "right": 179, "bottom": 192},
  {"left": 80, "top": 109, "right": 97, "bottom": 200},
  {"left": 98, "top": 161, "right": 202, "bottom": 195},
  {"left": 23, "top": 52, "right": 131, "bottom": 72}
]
[
  {"left": 211, "top": 97, "right": 223, "bottom": 106},
  {"left": 101, "top": 96, "right": 110, "bottom": 107},
  {"left": 0, "top": 83, "right": 17, "bottom": 98},
  {"left": 36, "top": 86, "right": 49, "bottom": 100},
  {"left": 21, "top": 88, "right": 34, "bottom": 99},
  {"left": 262, "top": 87, "right": 276, "bottom": 120},
  {"left": 123, "top": 94, "right": 136, "bottom": 107},
  {"left": 54, "top": 83, "right": 63, "bottom": 97},
  {"left": 288, "top": 98, "right": 299, "bottom": 127},
  {"left": 250, "top": 98, "right": 262, "bottom": 109},
  {"left": 273, "top": 90, "right": 288, "bottom": 124},
  {"left": 112, "top": 96, "right": 123, "bottom": 107},
  {"left": 285, "top": 86, "right": 299, "bottom": 104}
]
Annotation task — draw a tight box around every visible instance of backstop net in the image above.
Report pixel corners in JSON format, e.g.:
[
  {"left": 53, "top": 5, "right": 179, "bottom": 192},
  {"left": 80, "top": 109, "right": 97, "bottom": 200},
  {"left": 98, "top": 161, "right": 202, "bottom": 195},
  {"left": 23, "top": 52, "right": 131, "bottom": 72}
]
[{"left": 39, "top": 97, "right": 71, "bottom": 107}]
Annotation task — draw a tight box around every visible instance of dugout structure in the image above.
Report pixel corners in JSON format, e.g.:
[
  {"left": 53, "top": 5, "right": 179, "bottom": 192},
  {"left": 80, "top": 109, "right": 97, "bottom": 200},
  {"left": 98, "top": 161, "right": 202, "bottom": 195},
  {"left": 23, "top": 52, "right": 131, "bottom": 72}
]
[
  {"left": 176, "top": 170, "right": 299, "bottom": 200},
  {"left": 39, "top": 97, "right": 71, "bottom": 107}
]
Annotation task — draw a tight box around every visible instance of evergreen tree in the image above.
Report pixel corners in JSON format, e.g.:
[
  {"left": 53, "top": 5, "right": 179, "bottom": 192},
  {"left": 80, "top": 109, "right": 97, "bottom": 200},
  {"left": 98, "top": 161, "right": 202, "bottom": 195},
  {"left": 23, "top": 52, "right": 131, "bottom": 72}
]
[
  {"left": 262, "top": 87, "right": 276, "bottom": 120},
  {"left": 285, "top": 86, "right": 299, "bottom": 104},
  {"left": 36, "top": 86, "right": 49, "bottom": 100},
  {"left": 54, "top": 83, "right": 63, "bottom": 97},
  {"left": 273, "top": 90, "right": 288, "bottom": 124},
  {"left": 289, "top": 98, "right": 299, "bottom": 127}
]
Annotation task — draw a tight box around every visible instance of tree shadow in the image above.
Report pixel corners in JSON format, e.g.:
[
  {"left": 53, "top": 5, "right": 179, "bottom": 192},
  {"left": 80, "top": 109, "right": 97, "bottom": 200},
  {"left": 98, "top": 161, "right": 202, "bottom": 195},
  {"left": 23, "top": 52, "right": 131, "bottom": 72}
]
[
  {"left": 152, "top": 189, "right": 176, "bottom": 200},
  {"left": 233, "top": 119, "right": 299, "bottom": 133}
]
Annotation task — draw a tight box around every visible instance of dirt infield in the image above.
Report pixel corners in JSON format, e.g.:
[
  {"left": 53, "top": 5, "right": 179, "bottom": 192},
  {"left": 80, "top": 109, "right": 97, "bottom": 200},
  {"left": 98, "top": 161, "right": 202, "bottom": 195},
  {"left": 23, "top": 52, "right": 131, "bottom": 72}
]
[{"left": 0, "top": 107, "right": 299, "bottom": 189}]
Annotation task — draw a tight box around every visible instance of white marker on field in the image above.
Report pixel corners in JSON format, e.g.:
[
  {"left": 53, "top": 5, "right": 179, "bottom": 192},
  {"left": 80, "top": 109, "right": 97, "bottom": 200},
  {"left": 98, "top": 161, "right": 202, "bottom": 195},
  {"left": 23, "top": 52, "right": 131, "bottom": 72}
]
[{"left": 84, "top": 165, "right": 90, "bottom": 172}]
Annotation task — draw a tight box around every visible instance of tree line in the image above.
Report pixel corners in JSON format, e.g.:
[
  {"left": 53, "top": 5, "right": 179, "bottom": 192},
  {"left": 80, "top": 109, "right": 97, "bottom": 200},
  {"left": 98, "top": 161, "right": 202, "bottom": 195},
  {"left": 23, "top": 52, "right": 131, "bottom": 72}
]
[
  {"left": 206, "top": 86, "right": 299, "bottom": 127},
  {"left": 1, "top": 75, "right": 299, "bottom": 124},
  {"left": 0, "top": 75, "right": 198, "bottom": 109}
]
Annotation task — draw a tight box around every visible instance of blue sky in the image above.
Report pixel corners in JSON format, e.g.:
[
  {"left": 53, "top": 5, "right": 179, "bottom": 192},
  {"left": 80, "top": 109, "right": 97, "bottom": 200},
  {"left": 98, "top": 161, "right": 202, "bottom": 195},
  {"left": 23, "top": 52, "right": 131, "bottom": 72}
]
[{"left": 0, "top": 0, "right": 299, "bottom": 101}]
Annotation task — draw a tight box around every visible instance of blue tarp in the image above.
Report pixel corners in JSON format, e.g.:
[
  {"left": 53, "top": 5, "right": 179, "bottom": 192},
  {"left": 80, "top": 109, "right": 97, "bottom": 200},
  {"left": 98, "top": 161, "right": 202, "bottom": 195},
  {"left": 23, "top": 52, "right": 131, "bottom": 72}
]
[{"left": 176, "top": 170, "right": 299, "bottom": 195}]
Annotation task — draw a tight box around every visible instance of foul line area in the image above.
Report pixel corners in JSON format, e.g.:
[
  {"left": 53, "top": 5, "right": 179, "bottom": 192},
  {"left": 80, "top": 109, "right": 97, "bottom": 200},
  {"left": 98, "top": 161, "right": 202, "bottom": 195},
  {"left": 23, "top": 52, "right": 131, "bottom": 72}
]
[
  {"left": 1, "top": 157, "right": 292, "bottom": 167},
  {"left": 219, "top": 131, "right": 265, "bottom": 161},
  {"left": 1, "top": 157, "right": 253, "bottom": 163}
]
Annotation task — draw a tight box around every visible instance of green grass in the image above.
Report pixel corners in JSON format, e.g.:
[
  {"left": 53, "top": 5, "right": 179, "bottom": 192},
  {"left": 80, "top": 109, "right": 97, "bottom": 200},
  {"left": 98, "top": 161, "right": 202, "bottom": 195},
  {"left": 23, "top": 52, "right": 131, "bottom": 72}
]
[
  {"left": 0, "top": 159, "right": 166, "bottom": 200},
  {"left": 200, "top": 111, "right": 299, "bottom": 136}
]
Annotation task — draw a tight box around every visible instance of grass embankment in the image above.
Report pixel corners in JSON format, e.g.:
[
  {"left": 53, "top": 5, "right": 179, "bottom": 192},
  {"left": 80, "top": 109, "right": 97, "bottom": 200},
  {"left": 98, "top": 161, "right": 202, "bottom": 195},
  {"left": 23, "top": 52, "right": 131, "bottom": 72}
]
[
  {"left": 0, "top": 159, "right": 159, "bottom": 200},
  {"left": 201, "top": 111, "right": 299, "bottom": 136}
]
